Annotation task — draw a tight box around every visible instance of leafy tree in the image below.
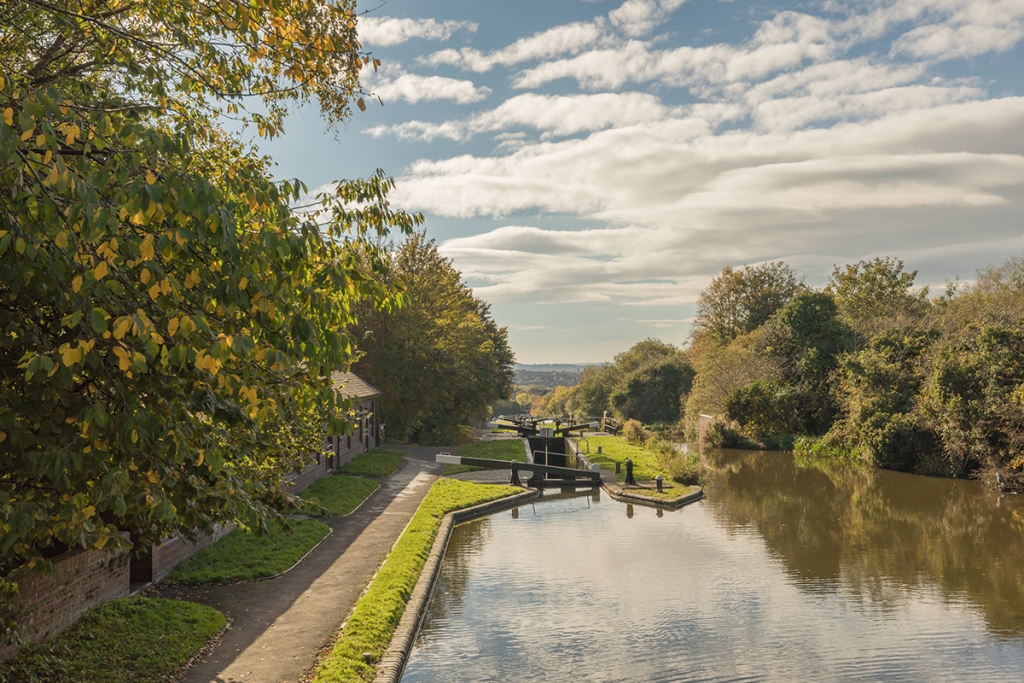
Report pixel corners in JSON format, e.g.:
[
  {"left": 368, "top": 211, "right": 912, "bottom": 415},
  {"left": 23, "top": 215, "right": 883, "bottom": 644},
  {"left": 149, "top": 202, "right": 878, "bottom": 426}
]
[
  {"left": 724, "top": 379, "right": 798, "bottom": 445},
  {"left": 609, "top": 355, "right": 695, "bottom": 425},
  {"left": 836, "top": 327, "right": 939, "bottom": 471},
  {"left": 572, "top": 363, "right": 620, "bottom": 417},
  {"left": 0, "top": 0, "right": 418, "bottom": 597},
  {"left": 692, "top": 262, "right": 803, "bottom": 345},
  {"left": 352, "top": 234, "right": 514, "bottom": 445},
  {"left": 612, "top": 338, "right": 678, "bottom": 374},
  {"left": 826, "top": 257, "right": 929, "bottom": 338}
]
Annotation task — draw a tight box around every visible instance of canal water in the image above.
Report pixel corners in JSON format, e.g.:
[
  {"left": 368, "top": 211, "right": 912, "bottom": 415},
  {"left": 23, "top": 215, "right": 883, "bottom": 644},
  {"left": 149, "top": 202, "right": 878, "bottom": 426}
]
[{"left": 401, "top": 449, "right": 1024, "bottom": 682}]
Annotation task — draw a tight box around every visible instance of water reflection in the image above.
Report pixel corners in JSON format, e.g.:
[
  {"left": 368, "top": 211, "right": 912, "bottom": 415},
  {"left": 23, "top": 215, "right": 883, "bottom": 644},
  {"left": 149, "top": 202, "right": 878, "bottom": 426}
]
[
  {"left": 703, "top": 449, "right": 1024, "bottom": 639},
  {"left": 402, "top": 451, "right": 1024, "bottom": 682}
]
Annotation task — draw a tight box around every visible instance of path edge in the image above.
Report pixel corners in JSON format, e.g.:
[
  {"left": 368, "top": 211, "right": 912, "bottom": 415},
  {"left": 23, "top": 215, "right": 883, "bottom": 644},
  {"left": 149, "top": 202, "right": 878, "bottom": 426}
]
[{"left": 372, "top": 488, "right": 539, "bottom": 683}]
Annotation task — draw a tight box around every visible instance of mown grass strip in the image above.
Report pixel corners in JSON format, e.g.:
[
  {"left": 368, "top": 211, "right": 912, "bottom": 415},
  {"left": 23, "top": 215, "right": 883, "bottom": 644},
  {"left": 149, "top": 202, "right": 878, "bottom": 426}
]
[
  {"left": 1, "top": 597, "right": 224, "bottom": 683},
  {"left": 443, "top": 438, "right": 527, "bottom": 476},
  {"left": 587, "top": 435, "right": 669, "bottom": 481},
  {"left": 164, "top": 518, "right": 330, "bottom": 585},
  {"left": 302, "top": 475, "right": 380, "bottom": 516},
  {"left": 338, "top": 449, "right": 406, "bottom": 478},
  {"left": 310, "top": 479, "right": 521, "bottom": 683}
]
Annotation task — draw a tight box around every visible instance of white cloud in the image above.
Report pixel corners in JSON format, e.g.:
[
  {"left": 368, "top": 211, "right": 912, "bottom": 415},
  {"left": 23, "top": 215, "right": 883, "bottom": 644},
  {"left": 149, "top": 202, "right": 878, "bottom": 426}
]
[
  {"left": 358, "top": 16, "right": 477, "bottom": 47},
  {"left": 419, "top": 21, "right": 607, "bottom": 72},
  {"left": 609, "top": 0, "right": 689, "bottom": 37},
  {"left": 367, "top": 70, "right": 491, "bottom": 105},
  {"left": 367, "top": 92, "right": 678, "bottom": 141}
]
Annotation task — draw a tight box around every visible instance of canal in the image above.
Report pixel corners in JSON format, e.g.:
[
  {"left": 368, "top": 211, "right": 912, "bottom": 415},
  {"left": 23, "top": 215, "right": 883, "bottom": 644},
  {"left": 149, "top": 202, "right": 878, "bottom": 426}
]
[{"left": 401, "top": 449, "right": 1024, "bottom": 682}]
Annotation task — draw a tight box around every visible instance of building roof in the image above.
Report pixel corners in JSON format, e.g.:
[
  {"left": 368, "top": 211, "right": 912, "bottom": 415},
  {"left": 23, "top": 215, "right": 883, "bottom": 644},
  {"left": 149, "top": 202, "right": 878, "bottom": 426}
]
[{"left": 331, "top": 371, "right": 381, "bottom": 399}]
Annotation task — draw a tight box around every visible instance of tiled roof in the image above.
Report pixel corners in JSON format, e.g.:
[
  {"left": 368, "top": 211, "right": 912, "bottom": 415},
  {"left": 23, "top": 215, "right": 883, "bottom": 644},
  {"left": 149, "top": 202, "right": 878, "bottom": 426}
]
[{"left": 331, "top": 371, "right": 381, "bottom": 399}]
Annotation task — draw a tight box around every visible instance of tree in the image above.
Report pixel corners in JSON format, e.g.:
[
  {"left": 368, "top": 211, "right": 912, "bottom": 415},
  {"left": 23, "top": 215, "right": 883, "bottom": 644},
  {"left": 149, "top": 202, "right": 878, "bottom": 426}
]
[
  {"left": 352, "top": 234, "right": 514, "bottom": 445},
  {"left": 692, "top": 262, "right": 803, "bottom": 345},
  {"left": 826, "top": 257, "right": 929, "bottom": 338},
  {"left": 609, "top": 355, "right": 695, "bottom": 425},
  {"left": 573, "top": 363, "right": 620, "bottom": 417},
  {"left": 0, "top": 0, "right": 419, "bottom": 594}
]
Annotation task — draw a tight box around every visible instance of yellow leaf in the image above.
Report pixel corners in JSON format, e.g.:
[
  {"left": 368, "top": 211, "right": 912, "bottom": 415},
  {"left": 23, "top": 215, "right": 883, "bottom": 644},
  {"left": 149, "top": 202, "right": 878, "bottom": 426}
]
[
  {"left": 130, "top": 210, "right": 147, "bottom": 226},
  {"left": 140, "top": 234, "right": 155, "bottom": 260},
  {"left": 180, "top": 316, "right": 196, "bottom": 334},
  {"left": 42, "top": 164, "right": 59, "bottom": 187},
  {"left": 167, "top": 317, "right": 179, "bottom": 337},
  {"left": 160, "top": 278, "right": 171, "bottom": 295},
  {"left": 72, "top": 276, "right": 83, "bottom": 292},
  {"left": 35, "top": 134, "right": 46, "bottom": 148},
  {"left": 148, "top": 283, "right": 161, "bottom": 300},
  {"left": 239, "top": 276, "right": 248, "bottom": 290},
  {"left": 62, "top": 346, "right": 82, "bottom": 367},
  {"left": 1, "top": 108, "right": 11, "bottom": 126},
  {"left": 113, "top": 317, "right": 132, "bottom": 340},
  {"left": 197, "top": 451, "right": 205, "bottom": 466},
  {"left": 21, "top": 127, "right": 33, "bottom": 142},
  {"left": 140, "top": 268, "right": 151, "bottom": 285},
  {"left": 175, "top": 231, "right": 186, "bottom": 246},
  {"left": 54, "top": 231, "right": 68, "bottom": 248},
  {"left": 146, "top": 170, "right": 157, "bottom": 185},
  {"left": 43, "top": 150, "right": 52, "bottom": 164},
  {"left": 112, "top": 346, "right": 131, "bottom": 371},
  {"left": 92, "top": 261, "right": 109, "bottom": 280},
  {"left": 357, "top": 98, "right": 366, "bottom": 112},
  {"left": 0, "top": 431, "right": 6, "bottom": 444},
  {"left": 146, "top": 470, "right": 159, "bottom": 484},
  {"left": 81, "top": 506, "right": 95, "bottom": 518},
  {"left": 131, "top": 429, "right": 138, "bottom": 444}
]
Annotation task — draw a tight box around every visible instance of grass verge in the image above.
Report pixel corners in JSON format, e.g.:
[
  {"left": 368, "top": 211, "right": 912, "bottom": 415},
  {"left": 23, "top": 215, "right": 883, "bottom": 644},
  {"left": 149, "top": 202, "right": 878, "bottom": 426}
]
[
  {"left": 1, "top": 596, "right": 224, "bottom": 683},
  {"left": 301, "top": 476, "right": 380, "bottom": 516},
  {"left": 310, "top": 479, "right": 521, "bottom": 683},
  {"left": 164, "top": 518, "right": 330, "bottom": 585},
  {"left": 338, "top": 448, "right": 406, "bottom": 478},
  {"left": 442, "top": 438, "right": 527, "bottom": 476},
  {"left": 587, "top": 435, "right": 670, "bottom": 481}
]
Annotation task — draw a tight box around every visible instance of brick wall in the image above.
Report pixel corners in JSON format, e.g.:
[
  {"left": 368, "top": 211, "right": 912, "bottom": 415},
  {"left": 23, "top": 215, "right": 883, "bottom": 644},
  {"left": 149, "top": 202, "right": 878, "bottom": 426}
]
[
  {"left": 2, "top": 536, "right": 130, "bottom": 661},
  {"left": 148, "top": 523, "right": 235, "bottom": 584}
]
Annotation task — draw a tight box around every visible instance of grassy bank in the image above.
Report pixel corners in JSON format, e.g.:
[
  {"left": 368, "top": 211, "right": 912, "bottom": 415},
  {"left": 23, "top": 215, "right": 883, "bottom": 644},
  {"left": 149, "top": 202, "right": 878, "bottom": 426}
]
[
  {"left": 301, "top": 476, "right": 380, "bottom": 516},
  {"left": 586, "top": 435, "right": 700, "bottom": 484},
  {"left": 164, "top": 518, "right": 330, "bottom": 585},
  {"left": 443, "top": 439, "right": 527, "bottom": 476},
  {"left": 1, "top": 597, "right": 224, "bottom": 683},
  {"left": 338, "top": 449, "right": 406, "bottom": 478},
  {"left": 310, "top": 479, "right": 521, "bottom": 683}
]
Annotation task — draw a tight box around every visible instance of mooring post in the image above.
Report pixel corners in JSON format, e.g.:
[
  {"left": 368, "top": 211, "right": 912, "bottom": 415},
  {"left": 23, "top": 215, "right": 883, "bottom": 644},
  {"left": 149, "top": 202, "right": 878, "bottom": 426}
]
[
  {"left": 510, "top": 460, "right": 521, "bottom": 486},
  {"left": 625, "top": 458, "right": 637, "bottom": 486},
  {"left": 656, "top": 475, "right": 663, "bottom": 493},
  {"left": 614, "top": 461, "right": 621, "bottom": 474}
]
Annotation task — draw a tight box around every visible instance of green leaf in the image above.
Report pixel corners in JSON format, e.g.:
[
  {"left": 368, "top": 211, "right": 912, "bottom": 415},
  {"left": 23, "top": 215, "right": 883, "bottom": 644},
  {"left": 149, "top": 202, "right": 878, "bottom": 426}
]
[{"left": 90, "top": 308, "right": 109, "bottom": 334}]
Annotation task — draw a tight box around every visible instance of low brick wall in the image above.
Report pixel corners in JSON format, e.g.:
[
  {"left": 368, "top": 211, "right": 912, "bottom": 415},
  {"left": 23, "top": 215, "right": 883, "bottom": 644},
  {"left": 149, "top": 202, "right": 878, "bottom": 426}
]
[
  {"left": 2, "top": 536, "right": 130, "bottom": 661},
  {"left": 149, "top": 524, "right": 235, "bottom": 584}
]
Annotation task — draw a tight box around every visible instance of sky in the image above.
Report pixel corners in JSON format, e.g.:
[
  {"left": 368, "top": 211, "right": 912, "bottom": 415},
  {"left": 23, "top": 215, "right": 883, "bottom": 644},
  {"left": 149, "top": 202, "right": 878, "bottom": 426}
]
[{"left": 258, "top": 0, "right": 1024, "bottom": 364}]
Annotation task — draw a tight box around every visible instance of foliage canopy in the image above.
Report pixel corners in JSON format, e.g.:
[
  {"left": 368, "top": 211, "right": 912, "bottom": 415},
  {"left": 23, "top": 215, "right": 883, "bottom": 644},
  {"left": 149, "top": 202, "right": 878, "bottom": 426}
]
[{"left": 0, "top": 0, "right": 419, "bottom": 594}]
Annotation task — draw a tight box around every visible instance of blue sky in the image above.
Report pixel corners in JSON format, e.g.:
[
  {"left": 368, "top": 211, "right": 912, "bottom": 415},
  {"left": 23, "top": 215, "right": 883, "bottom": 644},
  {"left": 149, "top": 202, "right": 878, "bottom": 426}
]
[{"left": 260, "top": 0, "right": 1024, "bottom": 364}]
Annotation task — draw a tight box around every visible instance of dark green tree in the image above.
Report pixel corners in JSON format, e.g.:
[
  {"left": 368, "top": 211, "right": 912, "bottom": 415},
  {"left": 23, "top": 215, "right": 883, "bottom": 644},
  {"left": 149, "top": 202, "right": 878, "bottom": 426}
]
[
  {"left": 610, "top": 355, "right": 695, "bottom": 425},
  {"left": 353, "top": 234, "right": 514, "bottom": 445},
  {"left": 826, "top": 257, "right": 929, "bottom": 339}
]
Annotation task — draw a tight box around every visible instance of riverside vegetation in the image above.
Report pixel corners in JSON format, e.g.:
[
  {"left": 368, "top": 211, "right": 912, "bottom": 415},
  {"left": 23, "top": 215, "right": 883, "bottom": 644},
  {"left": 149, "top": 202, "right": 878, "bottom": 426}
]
[{"left": 534, "top": 256, "right": 1024, "bottom": 490}]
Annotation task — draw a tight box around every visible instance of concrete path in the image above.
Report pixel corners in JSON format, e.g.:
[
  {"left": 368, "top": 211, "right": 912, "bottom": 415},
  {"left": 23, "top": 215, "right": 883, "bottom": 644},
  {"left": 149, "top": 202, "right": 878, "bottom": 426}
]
[{"left": 158, "top": 447, "right": 446, "bottom": 683}]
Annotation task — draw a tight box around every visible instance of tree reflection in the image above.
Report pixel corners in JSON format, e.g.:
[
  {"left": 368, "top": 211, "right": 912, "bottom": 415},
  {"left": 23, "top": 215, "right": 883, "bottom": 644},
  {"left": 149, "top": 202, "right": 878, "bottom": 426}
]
[{"left": 703, "top": 449, "right": 1024, "bottom": 637}]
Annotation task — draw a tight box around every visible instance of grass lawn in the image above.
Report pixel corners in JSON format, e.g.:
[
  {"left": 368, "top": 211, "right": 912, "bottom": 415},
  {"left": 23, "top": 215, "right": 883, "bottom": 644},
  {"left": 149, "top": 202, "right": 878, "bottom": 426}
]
[
  {"left": 1, "top": 597, "right": 224, "bottom": 683},
  {"left": 310, "top": 479, "right": 521, "bottom": 683},
  {"left": 301, "top": 475, "right": 380, "bottom": 516},
  {"left": 443, "top": 438, "right": 527, "bottom": 476},
  {"left": 618, "top": 483, "right": 701, "bottom": 501},
  {"left": 586, "top": 435, "right": 671, "bottom": 482},
  {"left": 164, "top": 518, "right": 330, "bottom": 585},
  {"left": 337, "top": 448, "right": 405, "bottom": 478}
]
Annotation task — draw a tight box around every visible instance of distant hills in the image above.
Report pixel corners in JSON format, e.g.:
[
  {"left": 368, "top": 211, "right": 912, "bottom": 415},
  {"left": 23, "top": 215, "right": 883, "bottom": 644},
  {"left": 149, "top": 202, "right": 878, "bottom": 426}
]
[
  {"left": 513, "top": 363, "right": 595, "bottom": 392},
  {"left": 513, "top": 363, "right": 593, "bottom": 372}
]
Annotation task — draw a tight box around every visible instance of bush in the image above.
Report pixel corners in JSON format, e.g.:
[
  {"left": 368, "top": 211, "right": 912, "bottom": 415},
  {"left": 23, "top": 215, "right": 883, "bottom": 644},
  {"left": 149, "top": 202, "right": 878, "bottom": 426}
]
[{"left": 621, "top": 419, "right": 649, "bottom": 445}]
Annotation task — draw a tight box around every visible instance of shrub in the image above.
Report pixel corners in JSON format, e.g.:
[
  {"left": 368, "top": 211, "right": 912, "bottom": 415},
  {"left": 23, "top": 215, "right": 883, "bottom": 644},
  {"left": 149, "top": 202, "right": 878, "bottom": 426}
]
[{"left": 622, "top": 419, "right": 649, "bottom": 445}]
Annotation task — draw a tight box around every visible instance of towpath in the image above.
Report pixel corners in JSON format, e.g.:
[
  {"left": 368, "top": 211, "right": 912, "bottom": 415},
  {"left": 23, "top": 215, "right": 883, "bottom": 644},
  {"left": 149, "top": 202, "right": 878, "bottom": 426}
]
[{"left": 156, "top": 446, "right": 446, "bottom": 683}]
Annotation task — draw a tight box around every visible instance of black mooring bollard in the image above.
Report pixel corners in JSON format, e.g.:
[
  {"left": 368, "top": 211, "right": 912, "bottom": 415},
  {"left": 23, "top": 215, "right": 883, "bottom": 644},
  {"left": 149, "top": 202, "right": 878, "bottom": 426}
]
[
  {"left": 656, "top": 475, "right": 663, "bottom": 493},
  {"left": 510, "top": 460, "right": 521, "bottom": 486},
  {"left": 625, "top": 458, "right": 637, "bottom": 486},
  {"left": 614, "top": 461, "right": 621, "bottom": 474}
]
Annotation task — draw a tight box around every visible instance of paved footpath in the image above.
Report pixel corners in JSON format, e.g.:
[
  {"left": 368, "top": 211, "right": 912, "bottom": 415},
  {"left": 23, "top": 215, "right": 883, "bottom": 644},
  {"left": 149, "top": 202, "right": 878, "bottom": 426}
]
[{"left": 157, "top": 447, "right": 446, "bottom": 683}]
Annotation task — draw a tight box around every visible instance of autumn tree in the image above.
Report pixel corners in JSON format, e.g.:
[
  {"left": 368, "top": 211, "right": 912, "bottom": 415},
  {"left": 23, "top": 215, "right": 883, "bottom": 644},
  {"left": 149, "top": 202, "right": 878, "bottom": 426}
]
[
  {"left": 825, "top": 257, "right": 929, "bottom": 340},
  {"left": 352, "top": 234, "right": 515, "bottom": 445},
  {"left": 692, "top": 262, "right": 804, "bottom": 345},
  {"left": 0, "top": 0, "right": 420, "bottom": 602}
]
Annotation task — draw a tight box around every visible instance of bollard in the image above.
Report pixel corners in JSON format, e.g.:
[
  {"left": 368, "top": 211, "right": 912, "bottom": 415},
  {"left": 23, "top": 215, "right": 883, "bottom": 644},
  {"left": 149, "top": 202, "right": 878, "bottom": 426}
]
[
  {"left": 626, "top": 504, "right": 634, "bottom": 519},
  {"left": 510, "top": 460, "right": 521, "bottom": 486},
  {"left": 656, "top": 475, "right": 663, "bottom": 493},
  {"left": 624, "top": 458, "right": 637, "bottom": 486},
  {"left": 614, "top": 461, "right": 621, "bottom": 474},
  {"left": 597, "top": 446, "right": 603, "bottom": 454}
]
